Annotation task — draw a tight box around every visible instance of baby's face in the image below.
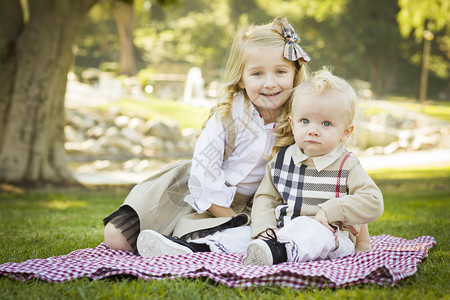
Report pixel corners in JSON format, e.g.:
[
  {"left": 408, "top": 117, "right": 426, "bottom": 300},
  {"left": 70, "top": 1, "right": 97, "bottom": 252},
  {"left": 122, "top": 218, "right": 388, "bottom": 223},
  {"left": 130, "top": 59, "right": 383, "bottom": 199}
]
[{"left": 289, "top": 90, "right": 353, "bottom": 157}]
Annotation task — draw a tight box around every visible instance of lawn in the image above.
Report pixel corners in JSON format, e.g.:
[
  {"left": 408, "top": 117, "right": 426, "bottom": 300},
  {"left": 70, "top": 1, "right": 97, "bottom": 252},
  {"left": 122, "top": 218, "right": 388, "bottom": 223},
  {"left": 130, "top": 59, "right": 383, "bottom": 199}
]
[
  {"left": 0, "top": 166, "right": 449, "bottom": 299},
  {"left": 101, "top": 97, "right": 210, "bottom": 130},
  {"left": 388, "top": 100, "right": 450, "bottom": 122},
  {"left": 374, "top": 98, "right": 450, "bottom": 122}
]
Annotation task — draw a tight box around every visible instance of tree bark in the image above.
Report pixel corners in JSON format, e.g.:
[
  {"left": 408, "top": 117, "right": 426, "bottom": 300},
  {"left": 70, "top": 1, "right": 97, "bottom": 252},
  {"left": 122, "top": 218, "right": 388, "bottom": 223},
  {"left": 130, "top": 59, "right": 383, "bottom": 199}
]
[
  {"left": 369, "top": 55, "right": 399, "bottom": 98},
  {"left": 0, "top": 0, "right": 98, "bottom": 183},
  {"left": 113, "top": 1, "right": 136, "bottom": 76}
]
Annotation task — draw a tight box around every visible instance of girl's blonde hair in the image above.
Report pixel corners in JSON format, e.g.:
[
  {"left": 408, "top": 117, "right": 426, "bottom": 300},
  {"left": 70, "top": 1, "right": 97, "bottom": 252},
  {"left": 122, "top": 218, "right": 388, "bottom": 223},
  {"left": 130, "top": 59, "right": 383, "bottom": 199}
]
[
  {"left": 282, "top": 67, "right": 360, "bottom": 149},
  {"left": 204, "top": 18, "right": 309, "bottom": 156}
]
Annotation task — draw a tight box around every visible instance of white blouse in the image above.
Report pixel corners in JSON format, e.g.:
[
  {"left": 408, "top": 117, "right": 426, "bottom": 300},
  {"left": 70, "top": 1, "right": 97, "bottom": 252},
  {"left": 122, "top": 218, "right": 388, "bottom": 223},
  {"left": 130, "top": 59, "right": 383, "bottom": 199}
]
[{"left": 184, "top": 92, "right": 277, "bottom": 213}]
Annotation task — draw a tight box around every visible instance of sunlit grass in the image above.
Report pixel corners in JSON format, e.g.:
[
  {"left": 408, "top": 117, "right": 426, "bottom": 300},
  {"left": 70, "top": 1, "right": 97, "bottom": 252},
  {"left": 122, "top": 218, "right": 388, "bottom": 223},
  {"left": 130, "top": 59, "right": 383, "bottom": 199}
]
[
  {"left": 359, "top": 105, "right": 386, "bottom": 116},
  {"left": 387, "top": 100, "right": 450, "bottom": 122},
  {"left": 0, "top": 166, "right": 449, "bottom": 298},
  {"left": 363, "top": 97, "right": 450, "bottom": 121},
  {"left": 102, "top": 96, "right": 210, "bottom": 129},
  {"left": 368, "top": 165, "right": 450, "bottom": 180}
]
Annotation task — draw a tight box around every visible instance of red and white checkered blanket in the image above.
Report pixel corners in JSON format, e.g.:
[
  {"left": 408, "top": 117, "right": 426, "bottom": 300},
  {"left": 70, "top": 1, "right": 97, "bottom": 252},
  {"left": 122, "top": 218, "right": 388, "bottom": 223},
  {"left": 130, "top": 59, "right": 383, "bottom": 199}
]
[{"left": 0, "top": 235, "right": 435, "bottom": 289}]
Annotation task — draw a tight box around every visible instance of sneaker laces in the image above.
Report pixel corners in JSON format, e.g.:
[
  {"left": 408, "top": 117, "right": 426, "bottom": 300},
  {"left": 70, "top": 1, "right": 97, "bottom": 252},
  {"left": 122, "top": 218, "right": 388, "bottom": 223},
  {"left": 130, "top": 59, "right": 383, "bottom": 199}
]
[{"left": 256, "top": 228, "right": 288, "bottom": 264}]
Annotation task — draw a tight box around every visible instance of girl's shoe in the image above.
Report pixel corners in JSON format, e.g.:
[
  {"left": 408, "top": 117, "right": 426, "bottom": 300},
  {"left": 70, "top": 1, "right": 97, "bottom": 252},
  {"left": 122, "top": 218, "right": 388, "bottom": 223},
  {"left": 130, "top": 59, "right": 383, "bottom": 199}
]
[{"left": 137, "top": 230, "right": 194, "bottom": 258}]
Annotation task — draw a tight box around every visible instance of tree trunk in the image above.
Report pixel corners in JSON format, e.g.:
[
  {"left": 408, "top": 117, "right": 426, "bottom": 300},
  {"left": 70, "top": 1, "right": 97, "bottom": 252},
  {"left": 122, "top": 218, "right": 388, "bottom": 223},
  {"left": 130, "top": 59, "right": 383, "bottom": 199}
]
[
  {"left": 113, "top": 1, "right": 137, "bottom": 76},
  {"left": 369, "top": 56, "right": 398, "bottom": 98},
  {"left": 0, "top": 0, "right": 98, "bottom": 183}
]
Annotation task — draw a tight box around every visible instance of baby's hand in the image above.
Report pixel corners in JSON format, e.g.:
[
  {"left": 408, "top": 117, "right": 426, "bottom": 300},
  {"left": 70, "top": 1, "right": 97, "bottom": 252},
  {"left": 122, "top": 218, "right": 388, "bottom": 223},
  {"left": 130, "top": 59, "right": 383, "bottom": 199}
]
[
  {"left": 355, "top": 241, "right": 372, "bottom": 252},
  {"left": 314, "top": 209, "right": 335, "bottom": 232}
]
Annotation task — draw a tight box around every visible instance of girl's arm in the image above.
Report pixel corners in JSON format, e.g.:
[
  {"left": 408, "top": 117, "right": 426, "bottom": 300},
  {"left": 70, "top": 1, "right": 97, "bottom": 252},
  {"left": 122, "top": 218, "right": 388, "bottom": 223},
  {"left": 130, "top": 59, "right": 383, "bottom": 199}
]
[
  {"left": 185, "top": 114, "right": 236, "bottom": 214},
  {"left": 208, "top": 204, "right": 237, "bottom": 217},
  {"left": 355, "top": 223, "right": 372, "bottom": 252}
]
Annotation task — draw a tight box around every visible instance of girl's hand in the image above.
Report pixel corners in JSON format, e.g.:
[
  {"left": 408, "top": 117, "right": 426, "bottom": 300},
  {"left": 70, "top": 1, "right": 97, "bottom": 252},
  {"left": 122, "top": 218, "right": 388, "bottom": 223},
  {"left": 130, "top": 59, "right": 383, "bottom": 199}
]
[
  {"left": 208, "top": 204, "right": 237, "bottom": 218},
  {"left": 314, "top": 209, "right": 335, "bottom": 233}
]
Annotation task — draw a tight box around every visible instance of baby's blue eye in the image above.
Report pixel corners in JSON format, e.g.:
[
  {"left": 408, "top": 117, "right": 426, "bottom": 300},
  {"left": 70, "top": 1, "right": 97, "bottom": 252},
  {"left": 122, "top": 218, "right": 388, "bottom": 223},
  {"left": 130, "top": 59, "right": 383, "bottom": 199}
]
[
  {"left": 252, "top": 72, "right": 262, "bottom": 76},
  {"left": 323, "top": 121, "right": 331, "bottom": 127},
  {"left": 301, "top": 119, "right": 309, "bottom": 124}
]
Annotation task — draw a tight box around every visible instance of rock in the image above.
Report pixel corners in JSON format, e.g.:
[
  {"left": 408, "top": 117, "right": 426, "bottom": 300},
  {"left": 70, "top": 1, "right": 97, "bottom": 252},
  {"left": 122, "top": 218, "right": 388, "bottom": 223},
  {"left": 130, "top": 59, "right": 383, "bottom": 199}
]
[
  {"left": 107, "top": 136, "right": 134, "bottom": 152},
  {"left": 114, "top": 115, "right": 130, "bottom": 128},
  {"left": 67, "top": 112, "right": 95, "bottom": 129},
  {"left": 121, "top": 127, "right": 143, "bottom": 144},
  {"left": 363, "top": 146, "right": 385, "bottom": 156},
  {"left": 65, "top": 125, "right": 85, "bottom": 142},
  {"left": 123, "top": 158, "right": 150, "bottom": 172},
  {"left": 128, "top": 117, "right": 147, "bottom": 132},
  {"left": 86, "top": 126, "right": 105, "bottom": 139},
  {"left": 411, "top": 134, "right": 441, "bottom": 151},
  {"left": 65, "top": 139, "right": 103, "bottom": 156},
  {"left": 175, "top": 140, "right": 192, "bottom": 153},
  {"left": 130, "top": 145, "right": 143, "bottom": 155},
  {"left": 104, "top": 127, "right": 121, "bottom": 138},
  {"left": 92, "top": 160, "right": 111, "bottom": 170},
  {"left": 164, "top": 140, "right": 176, "bottom": 153},
  {"left": 145, "top": 119, "right": 182, "bottom": 141},
  {"left": 141, "top": 136, "right": 165, "bottom": 151}
]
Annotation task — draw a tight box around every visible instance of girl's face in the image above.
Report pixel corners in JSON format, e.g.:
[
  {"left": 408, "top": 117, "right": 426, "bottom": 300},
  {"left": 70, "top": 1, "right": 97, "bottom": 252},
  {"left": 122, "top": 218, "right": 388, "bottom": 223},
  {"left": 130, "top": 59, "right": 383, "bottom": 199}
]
[
  {"left": 239, "top": 46, "right": 296, "bottom": 123},
  {"left": 289, "top": 90, "right": 354, "bottom": 157}
]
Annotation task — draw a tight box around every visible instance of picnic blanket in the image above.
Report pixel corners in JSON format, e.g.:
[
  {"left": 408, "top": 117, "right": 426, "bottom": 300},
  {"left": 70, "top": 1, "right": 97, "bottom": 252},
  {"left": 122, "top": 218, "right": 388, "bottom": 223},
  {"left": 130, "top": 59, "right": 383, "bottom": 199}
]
[{"left": 0, "top": 235, "right": 435, "bottom": 289}]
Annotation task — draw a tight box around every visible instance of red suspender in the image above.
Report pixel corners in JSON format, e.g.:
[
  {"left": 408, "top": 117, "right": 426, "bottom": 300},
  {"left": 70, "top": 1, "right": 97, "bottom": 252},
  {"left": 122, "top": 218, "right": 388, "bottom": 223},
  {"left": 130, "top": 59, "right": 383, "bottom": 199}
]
[
  {"left": 335, "top": 152, "right": 359, "bottom": 236},
  {"left": 335, "top": 152, "right": 352, "bottom": 198}
]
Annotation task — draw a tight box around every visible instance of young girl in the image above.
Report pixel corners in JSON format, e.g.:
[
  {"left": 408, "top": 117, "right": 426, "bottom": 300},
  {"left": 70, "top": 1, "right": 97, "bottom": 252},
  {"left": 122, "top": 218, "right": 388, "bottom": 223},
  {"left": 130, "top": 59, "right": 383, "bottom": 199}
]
[
  {"left": 103, "top": 17, "right": 310, "bottom": 255},
  {"left": 243, "top": 68, "right": 383, "bottom": 266}
]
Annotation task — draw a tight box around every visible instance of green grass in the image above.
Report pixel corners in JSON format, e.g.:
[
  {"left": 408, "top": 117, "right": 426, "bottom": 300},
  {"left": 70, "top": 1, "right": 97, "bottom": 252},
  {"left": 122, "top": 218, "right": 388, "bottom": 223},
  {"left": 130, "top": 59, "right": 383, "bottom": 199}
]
[
  {"left": 1, "top": 166, "right": 449, "bottom": 299},
  {"left": 102, "top": 97, "right": 210, "bottom": 130},
  {"left": 384, "top": 99, "right": 450, "bottom": 122},
  {"left": 362, "top": 99, "right": 450, "bottom": 122},
  {"left": 393, "top": 101, "right": 450, "bottom": 122}
]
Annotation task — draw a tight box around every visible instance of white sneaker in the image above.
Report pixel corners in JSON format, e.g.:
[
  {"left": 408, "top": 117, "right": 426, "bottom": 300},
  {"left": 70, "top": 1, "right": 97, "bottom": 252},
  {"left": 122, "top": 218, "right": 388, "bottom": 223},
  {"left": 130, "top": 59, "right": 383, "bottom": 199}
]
[
  {"left": 242, "top": 228, "right": 288, "bottom": 266},
  {"left": 242, "top": 239, "right": 274, "bottom": 266},
  {"left": 137, "top": 230, "right": 193, "bottom": 258}
]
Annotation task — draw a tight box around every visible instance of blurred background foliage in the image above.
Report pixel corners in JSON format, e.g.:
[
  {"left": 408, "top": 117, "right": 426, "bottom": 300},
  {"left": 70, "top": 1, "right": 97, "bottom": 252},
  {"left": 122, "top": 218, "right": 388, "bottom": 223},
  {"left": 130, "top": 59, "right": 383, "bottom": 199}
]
[{"left": 74, "top": 0, "right": 449, "bottom": 100}]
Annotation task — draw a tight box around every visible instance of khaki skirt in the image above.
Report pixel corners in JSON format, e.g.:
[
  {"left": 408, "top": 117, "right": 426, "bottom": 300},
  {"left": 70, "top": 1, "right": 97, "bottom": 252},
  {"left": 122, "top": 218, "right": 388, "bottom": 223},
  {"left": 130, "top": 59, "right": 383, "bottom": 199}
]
[{"left": 120, "top": 159, "right": 252, "bottom": 239}]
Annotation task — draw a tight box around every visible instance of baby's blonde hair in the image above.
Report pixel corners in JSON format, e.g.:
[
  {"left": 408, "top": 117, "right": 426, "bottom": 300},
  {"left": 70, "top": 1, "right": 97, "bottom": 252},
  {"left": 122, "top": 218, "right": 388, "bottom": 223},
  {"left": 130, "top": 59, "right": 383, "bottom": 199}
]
[
  {"left": 204, "top": 18, "right": 309, "bottom": 156},
  {"left": 288, "top": 67, "right": 360, "bottom": 148}
]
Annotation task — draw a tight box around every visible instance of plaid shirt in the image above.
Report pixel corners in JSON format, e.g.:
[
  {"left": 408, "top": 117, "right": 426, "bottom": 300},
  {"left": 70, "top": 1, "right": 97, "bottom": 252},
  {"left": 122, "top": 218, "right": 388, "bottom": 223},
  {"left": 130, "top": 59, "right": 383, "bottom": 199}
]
[
  {"left": 251, "top": 144, "right": 383, "bottom": 240},
  {"left": 271, "top": 145, "right": 353, "bottom": 228}
]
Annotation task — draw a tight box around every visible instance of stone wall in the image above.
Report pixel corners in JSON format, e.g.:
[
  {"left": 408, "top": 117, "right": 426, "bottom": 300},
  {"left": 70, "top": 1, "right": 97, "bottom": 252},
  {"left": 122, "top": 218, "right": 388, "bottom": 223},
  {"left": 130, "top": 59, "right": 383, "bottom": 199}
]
[
  {"left": 65, "top": 105, "right": 449, "bottom": 174},
  {"left": 65, "top": 108, "right": 198, "bottom": 161},
  {"left": 355, "top": 109, "right": 449, "bottom": 155}
]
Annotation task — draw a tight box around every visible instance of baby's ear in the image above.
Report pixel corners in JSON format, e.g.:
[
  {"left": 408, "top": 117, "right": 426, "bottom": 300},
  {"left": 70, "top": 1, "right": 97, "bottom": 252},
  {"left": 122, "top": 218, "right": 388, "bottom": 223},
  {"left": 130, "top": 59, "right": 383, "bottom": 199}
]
[
  {"left": 288, "top": 115, "right": 294, "bottom": 128},
  {"left": 341, "top": 123, "right": 354, "bottom": 142}
]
